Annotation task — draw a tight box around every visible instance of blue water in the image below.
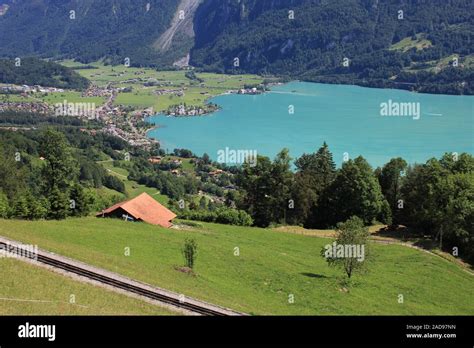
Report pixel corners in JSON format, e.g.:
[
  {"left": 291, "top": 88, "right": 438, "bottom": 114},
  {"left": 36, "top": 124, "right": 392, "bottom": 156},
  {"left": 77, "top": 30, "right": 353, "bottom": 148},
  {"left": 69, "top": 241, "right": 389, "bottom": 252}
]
[{"left": 147, "top": 82, "right": 473, "bottom": 167}]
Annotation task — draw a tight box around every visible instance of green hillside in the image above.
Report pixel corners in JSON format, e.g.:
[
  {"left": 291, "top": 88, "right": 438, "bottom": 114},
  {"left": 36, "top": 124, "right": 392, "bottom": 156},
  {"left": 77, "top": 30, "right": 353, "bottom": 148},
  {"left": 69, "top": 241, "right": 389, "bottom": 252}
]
[
  {"left": 0, "top": 218, "right": 472, "bottom": 315},
  {"left": 0, "top": 258, "right": 176, "bottom": 315},
  {"left": 0, "top": 57, "right": 89, "bottom": 90}
]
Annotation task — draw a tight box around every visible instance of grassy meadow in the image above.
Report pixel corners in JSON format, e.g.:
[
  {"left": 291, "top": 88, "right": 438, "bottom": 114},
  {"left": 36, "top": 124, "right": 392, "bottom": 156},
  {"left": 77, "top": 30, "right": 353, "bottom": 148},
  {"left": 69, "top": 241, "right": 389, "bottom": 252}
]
[
  {"left": 0, "top": 258, "right": 176, "bottom": 315},
  {"left": 58, "top": 60, "right": 265, "bottom": 112},
  {"left": 0, "top": 218, "right": 472, "bottom": 316}
]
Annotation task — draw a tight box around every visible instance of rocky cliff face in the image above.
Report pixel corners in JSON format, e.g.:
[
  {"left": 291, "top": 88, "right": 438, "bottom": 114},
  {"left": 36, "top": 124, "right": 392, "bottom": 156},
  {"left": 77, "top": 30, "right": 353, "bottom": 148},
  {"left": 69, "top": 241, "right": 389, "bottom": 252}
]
[{"left": 153, "top": 0, "right": 203, "bottom": 67}]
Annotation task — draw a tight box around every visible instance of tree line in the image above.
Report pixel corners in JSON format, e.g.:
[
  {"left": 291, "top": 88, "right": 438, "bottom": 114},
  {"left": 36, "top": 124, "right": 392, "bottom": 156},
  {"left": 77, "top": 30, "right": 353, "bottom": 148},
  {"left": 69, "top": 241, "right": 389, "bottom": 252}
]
[
  {"left": 236, "top": 143, "right": 474, "bottom": 263},
  {"left": 0, "top": 58, "right": 89, "bottom": 90},
  {"left": 0, "top": 125, "right": 472, "bottom": 263},
  {"left": 0, "top": 128, "right": 130, "bottom": 220}
]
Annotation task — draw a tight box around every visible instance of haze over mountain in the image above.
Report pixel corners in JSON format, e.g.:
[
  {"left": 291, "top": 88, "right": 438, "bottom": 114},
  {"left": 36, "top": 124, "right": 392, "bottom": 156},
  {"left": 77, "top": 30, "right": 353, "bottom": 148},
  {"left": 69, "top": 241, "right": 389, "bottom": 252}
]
[{"left": 0, "top": 0, "right": 473, "bottom": 93}]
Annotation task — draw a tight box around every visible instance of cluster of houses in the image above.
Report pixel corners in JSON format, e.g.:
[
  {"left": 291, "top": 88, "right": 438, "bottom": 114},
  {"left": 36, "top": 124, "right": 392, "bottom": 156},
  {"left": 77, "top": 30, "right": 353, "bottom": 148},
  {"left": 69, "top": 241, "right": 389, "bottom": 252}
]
[
  {"left": 0, "top": 84, "right": 64, "bottom": 94},
  {"left": 153, "top": 88, "right": 185, "bottom": 97},
  {"left": 132, "top": 107, "right": 155, "bottom": 119},
  {"left": 0, "top": 102, "right": 51, "bottom": 114},
  {"left": 143, "top": 78, "right": 173, "bottom": 87},
  {"left": 79, "top": 128, "right": 98, "bottom": 136},
  {"left": 235, "top": 87, "right": 261, "bottom": 95},
  {"left": 92, "top": 91, "right": 125, "bottom": 121},
  {"left": 102, "top": 123, "right": 157, "bottom": 148},
  {"left": 148, "top": 156, "right": 183, "bottom": 166},
  {"left": 81, "top": 84, "right": 111, "bottom": 98},
  {"left": 167, "top": 104, "right": 207, "bottom": 117},
  {"left": 166, "top": 103, "right": 219, "bottom": 117}
]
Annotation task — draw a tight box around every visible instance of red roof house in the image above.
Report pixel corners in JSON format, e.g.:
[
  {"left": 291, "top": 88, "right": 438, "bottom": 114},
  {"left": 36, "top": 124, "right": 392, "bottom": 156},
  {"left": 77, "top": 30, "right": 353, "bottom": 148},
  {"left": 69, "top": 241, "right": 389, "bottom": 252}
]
[{"left": 97, "top": 193, "right": 177, "bottom": 228}]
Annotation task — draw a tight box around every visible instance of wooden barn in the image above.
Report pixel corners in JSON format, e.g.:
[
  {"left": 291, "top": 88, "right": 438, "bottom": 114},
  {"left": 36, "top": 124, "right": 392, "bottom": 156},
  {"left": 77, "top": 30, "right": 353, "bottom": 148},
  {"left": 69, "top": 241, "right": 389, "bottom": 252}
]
[{"left": 97, "top": 193, "right": 177, "bottom": 228}]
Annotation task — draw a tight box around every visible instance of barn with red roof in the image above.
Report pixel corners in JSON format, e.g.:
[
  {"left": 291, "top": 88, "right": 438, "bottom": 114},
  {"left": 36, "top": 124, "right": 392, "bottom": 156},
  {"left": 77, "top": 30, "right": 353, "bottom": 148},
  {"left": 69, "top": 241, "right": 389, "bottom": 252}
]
[{"left": 97, "top": 193, "right": 177, "bottom": 228}]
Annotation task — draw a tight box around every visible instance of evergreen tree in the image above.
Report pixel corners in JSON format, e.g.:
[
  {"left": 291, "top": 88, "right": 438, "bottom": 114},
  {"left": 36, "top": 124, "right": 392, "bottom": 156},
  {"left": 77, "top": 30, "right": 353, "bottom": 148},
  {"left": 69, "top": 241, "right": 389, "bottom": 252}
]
[
  {"left": 295, "top": 143, "right": 337, "bottom": 227},
  {"left": 39, "top": 128, "right": 78, "bottom": 193},
  {"left": 377, "top": 158, "right": 407, "bottom": 224},
  {"left": 238, "top": 155, "right": 275, "bottom": 227},
  {"left": 12, "top": 195, "right": 30, "bottom": 219},
  {"left": 39, "top": 129, "right": 78, "bottom": 219},
  {"left": 47, "top": 186, "right": 70, "bottom": 220},
  {"left": 295, "top": 142, "right": 336, "bottom": 190},
  {"left": 0, "top": 191, "right": 9, "bottom": 218},
  {"left": 69, "top": 184, "right": 95, "bottom": 217},
  {"left": 271, "top": 149, "right": 293, "bottom": 225},
  {"left": 26, "top": 194, "right": 49, "bottom": 219},
  {"left": 238, "top": 149, "right": 293, "bottom": 227},
  {"left": 287, "top": 172, "right": 318, "bottom": 227},
  {"left": 0, "top": 145, "right": 27, "bottom": 199}
]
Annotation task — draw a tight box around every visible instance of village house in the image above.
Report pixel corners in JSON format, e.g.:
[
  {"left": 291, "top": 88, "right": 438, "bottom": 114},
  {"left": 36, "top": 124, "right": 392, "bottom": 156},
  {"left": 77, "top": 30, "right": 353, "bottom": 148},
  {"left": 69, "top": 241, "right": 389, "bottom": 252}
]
[
  {"left": 209, "top": 169, "right": 224, "bottom": 177},
  {"left": 148, "top": 156, "right": 162, "bottom": 164}
]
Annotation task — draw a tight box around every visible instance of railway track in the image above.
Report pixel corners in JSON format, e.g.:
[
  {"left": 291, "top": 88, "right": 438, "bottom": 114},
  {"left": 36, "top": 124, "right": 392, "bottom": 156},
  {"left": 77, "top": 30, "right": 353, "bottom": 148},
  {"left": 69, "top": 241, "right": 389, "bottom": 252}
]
[{"left": 0, "top": 240, "right": 244, "bottom": 316}]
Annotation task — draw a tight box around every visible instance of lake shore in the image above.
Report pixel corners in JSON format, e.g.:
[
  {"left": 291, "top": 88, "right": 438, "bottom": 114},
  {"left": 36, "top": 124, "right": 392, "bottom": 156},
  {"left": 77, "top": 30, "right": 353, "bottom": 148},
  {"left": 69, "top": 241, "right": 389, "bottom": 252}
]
[{"left": 146, "top": 81, "right": 473, "bottom": 168}]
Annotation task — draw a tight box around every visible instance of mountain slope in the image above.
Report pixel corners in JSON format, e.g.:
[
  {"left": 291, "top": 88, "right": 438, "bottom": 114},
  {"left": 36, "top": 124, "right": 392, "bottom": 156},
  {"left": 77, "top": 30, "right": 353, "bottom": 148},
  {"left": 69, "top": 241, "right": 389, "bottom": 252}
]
[
  {"left": 0, "top": 0, "right": 179, "bottom": 66},
  {"left": 0, "top": 0, "right": 472, "bottom": 93},
  {"left": 190, "top": 0, "right": 474, "bottom": 94}
]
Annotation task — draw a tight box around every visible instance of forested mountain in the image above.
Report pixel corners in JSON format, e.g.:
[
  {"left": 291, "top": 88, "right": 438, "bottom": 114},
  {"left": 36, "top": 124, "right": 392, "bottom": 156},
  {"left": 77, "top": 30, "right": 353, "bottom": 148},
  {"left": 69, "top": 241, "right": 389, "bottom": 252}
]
[
  {"left": 0, "top": 0, "right": 473, "bottom": 93},
  {"left": 191, "top": 0, "right": 474, "bottom": 94},
  {"left": 0, "top": 0, "right": 179, "bottom": 66}
]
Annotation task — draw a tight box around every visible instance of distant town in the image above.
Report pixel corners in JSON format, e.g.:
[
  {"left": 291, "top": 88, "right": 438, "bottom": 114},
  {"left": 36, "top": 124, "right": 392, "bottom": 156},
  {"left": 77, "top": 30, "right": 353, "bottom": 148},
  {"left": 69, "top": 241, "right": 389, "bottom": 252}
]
[{"left": 0, "top": 73, "right": 269, "bottom": 150}]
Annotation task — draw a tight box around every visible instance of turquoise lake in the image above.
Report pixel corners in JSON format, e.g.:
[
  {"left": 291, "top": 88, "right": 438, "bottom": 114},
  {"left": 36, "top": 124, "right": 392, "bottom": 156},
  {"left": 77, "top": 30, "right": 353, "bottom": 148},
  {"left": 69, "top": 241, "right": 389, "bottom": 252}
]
[{"left": 147, "top": 82, "right": 473, "bottom": 167}]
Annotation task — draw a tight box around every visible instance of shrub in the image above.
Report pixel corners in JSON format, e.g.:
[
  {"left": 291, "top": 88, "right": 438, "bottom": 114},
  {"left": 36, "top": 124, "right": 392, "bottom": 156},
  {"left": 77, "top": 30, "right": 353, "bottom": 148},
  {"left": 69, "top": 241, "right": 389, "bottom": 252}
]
[
  {"left": 182, "top": 238, "right": 198, "bottom": 269},
  {"left": 0, "top": 191, "right": 8, "bottom": 218}
]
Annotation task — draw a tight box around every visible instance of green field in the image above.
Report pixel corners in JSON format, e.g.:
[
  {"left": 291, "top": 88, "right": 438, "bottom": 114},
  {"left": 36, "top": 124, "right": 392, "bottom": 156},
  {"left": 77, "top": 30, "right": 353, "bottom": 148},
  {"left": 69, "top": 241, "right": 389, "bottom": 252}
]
[
  {"left": 0, "top": 89, "right": 104, "bottom": 106},
  {"left": 0, "top": 258, "right": 175, "bottom": 315},
  {"left": 403, "top": 53, "right": 474, "bottom": 74},
  {"left": 390, "top": 34, "right": 432, "bottom": 52},
  {"left": 1, "top": 60, "right": 266, "bottom": 114},
  {"left": 0, "top": 218, "right": 472, "bottom": 315},
  {"left": 40, "top": 91, "right": 105, "bottom": 106},
  {"left": 57, "top": 60, "right": 265, "bottom": 112}
]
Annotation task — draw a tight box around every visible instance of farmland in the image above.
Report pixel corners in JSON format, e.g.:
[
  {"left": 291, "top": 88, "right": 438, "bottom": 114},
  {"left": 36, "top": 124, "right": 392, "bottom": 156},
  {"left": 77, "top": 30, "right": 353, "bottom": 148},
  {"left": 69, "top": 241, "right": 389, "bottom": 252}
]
[
  {"left": 60, "top": 60, "right": 265, "bottom": 112},
  {"left": 1, "top": 60, "right": 266, "bottom": 119}
]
